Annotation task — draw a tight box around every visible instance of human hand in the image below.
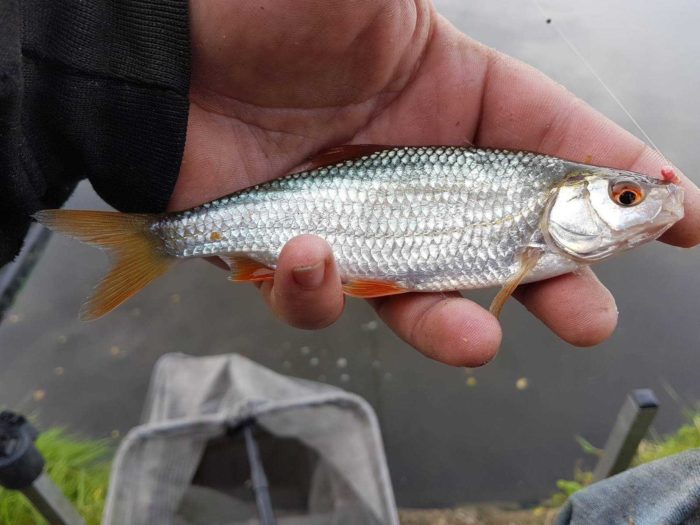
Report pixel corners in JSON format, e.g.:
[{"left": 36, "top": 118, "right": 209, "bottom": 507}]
[{"left": 170, "top": 0, "right": 700, "bottom": 366}]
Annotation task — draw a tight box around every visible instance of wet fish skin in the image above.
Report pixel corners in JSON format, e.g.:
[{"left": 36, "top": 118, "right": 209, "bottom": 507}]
[
  {"left": 34, "top": 145, "right": 684, "bottom": 319},
  {"left": 153, "top": 146, "right": 578, "bottom": 291}
]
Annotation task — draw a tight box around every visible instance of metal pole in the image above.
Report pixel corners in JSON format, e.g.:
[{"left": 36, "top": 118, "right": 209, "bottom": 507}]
[
  {"left": 243, "top": 423, "right": 277, "bottom": 525},
  {"left": 0, "top": 224, "right": 51, "bottom": 323},
  {"left": 592, "top": 389, "right": 659, "bottom": 482},
  {"left": 21, "top": 474, "right": 87, "bottom": 525},
  {"left": 0, "top": 411, "right": 86, "bottom": 525}
]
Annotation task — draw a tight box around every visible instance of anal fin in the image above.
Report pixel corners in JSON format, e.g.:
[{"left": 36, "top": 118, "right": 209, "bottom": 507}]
[
  {"left": 221, "top": 255, "right": 275, "bottom": 282},
  {"left": 490, "top": 248, "right": 543, "bottom": 318},
  {"left": 343, "top": 279, "right": 408, "bottom": 298}
]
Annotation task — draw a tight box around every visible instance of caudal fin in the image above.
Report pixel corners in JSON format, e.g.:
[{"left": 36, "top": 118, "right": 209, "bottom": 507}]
[{"left": 33, "top": 210, "right": 173, "bottom": 320}]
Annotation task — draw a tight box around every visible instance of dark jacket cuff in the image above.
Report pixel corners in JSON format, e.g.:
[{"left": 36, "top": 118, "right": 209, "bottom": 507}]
[{"left": 21, "top": 0, "right": 191, "bottom": 213}]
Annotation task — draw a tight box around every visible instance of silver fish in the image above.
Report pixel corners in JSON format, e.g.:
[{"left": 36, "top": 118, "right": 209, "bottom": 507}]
[{"left": 34, "top": 145, "right": 684, "bottom": 319}]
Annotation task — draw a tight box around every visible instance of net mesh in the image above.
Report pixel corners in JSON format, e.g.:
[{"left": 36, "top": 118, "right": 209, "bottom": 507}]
[{"left": 103, "top": 353, "right": 398, "bottom": 525}]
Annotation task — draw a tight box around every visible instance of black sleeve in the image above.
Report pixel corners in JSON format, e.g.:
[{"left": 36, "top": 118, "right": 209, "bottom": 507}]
[{"left": 0, "top": 0, "right": 190, "bottom": 267}]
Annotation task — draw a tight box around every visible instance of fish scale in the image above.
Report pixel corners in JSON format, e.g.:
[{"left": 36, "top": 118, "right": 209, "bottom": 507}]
[
  {"left": 35, "top": 145, "right": 683, "bottom": 319},
  {"left": 153, "top": 146, "right": 572, "bottom": 290}
]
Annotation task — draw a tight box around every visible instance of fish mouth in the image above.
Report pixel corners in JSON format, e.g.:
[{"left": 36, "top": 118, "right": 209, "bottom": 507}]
[
  {"left": 664, "top": 184, "right": 685, "bottom": 222},
  {"left": 623, "top": 184, "right": 685, "bottom": 247}
]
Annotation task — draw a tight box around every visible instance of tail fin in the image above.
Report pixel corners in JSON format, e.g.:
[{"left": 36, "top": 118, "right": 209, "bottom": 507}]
[{"left": 33, "top": 210, "right": 173, "bottom": 320}]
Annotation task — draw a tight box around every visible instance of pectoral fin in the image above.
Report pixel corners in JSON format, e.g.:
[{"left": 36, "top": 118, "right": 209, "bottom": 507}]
[{"left": 489, "top": 248, "right": 543, "bottom": 318}]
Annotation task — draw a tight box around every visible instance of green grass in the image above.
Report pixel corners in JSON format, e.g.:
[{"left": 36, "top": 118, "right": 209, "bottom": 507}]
[
  {"left": 0, "top": 428, "right": 112, "bottom": 525},
  {"left": 633, "top": 412, "right": 700, "bottom": 465},
  {"left": 544, "top": 411, "right": 700, "bottom": 507}
]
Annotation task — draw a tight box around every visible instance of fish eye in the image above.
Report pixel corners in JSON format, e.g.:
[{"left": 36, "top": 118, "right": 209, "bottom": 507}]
[{"left": 611, "top": 181, "right": 644, "bottom": 207}]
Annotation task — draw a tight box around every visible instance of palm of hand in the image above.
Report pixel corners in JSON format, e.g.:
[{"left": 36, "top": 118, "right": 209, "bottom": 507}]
[
  {"left": 174, "top": 0, "right": 443, "bottom": 207},
  {"left": 170, "top": 0, "right": 700, "bottom": 366}
]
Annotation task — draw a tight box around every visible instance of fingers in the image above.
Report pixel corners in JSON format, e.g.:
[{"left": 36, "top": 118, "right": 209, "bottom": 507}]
[
  {"left": 245, "top": 235, "right": 614, "bottom": 357},
  {"left": 514, "top": 268, "right": 618, "bottom": 347},
  {"left": 258, "top": 235, "right": 504, "bottom": 366},
  {"left": 372, "top": 293, "right": 502, "bottom": 367},
  {"left": 258, "top": 235, "right": 504, "bottom": 365},
  {"left": 371, "top": 266, "right": 616, "bottom": 366},
  {"left": 258, "top": 235, "right": 344, "bottom": 330}
]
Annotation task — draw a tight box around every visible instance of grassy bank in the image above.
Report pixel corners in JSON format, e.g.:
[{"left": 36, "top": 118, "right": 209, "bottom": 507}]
[
  {"left": 546, "top": 410, "right": 700, "bottom": 507},
  {"left": 0, "top": 428, "right": 111, "bottom": 525}
]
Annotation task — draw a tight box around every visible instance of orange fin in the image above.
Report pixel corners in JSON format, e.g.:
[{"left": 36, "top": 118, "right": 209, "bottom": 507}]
[
  {"left": 342, "top": 279, "right": 408, "bottom": 298},
  {"left": 221, "top": 255, "right": 275, "bottom": 282},
  {"left": 33, "top": 210, "right": 172, "bottom": 320},
  {"left": 489, "top": 247, "right": 542, "bottom": 319},
  {"left": 302, "top": 144, "right": 392, "bottom": 171}
]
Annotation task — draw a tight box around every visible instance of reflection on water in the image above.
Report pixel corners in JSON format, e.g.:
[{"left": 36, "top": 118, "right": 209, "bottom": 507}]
[{"left": 0, "top": 0, "right": 698, "bottom": 507}]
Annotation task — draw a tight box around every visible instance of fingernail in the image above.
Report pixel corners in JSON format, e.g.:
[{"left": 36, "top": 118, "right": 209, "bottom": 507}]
[{"left": 292, "top": 259, "right": 325, "bottom": 290}]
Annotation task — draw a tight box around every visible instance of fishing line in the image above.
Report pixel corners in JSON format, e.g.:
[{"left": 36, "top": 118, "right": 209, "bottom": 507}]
[{"left": 530, "top": 0, "right": 661, "bottom": 152}]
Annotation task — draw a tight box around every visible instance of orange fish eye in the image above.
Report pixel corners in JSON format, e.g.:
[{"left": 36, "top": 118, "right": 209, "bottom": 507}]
[{"left": 611, "top": 181, "right": 644, "bottom": 207}]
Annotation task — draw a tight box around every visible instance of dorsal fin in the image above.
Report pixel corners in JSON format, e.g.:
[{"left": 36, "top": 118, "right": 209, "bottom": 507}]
[{"left": 302, "top": 144, "right": 392, "bottom": 171}]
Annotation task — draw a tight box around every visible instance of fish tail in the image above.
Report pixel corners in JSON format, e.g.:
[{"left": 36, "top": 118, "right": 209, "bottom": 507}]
[{"left": 33, "top": 209, "right": 173, "bottom": 320}]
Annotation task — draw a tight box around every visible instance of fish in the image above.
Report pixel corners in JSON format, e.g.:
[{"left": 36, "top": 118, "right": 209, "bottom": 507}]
[{"left": 33, "top": 145, "right": 684, "bottom": 320}]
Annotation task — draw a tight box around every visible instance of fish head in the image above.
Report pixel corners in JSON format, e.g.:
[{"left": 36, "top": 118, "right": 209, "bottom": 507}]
[{"left": 542, "top": 167, "right": 684, "bottom": 262}]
